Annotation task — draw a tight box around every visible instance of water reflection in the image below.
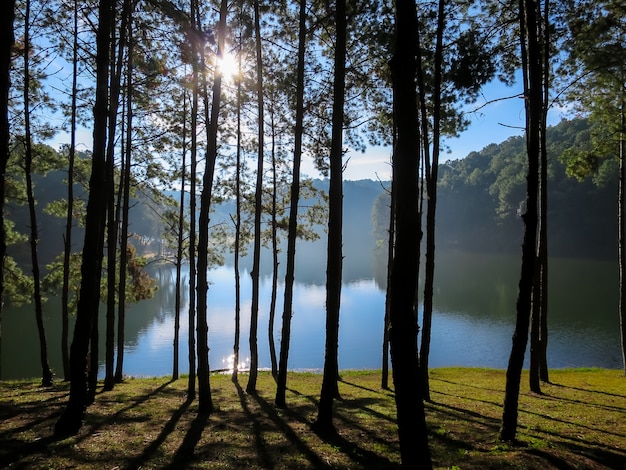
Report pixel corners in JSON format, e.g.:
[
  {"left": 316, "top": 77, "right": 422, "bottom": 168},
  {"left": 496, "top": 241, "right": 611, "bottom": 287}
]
[{"left": 1, "top": 252, "right": 622, "bottom": 380}]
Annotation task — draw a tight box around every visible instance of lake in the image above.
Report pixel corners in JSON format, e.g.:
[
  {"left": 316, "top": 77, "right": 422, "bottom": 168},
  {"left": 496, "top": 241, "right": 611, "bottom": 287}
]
[{"left": 1, "top": 249, "right": 623, "bottom": 380}]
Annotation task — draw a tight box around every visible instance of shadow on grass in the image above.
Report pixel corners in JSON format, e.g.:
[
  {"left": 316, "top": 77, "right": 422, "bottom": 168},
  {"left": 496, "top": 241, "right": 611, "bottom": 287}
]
[
  {"left": 339, "top": 378, "right": 395, "bottom": 398},
  {"left": 251, "top": 393, "right": 329, "bottom": 468},
  {"left": 550, "top": 381, "right": 626, "bottom": 400},
  {"left": 165, "top": 409, "right": 210, "bottom": 470},
  {"left": 287, "top": 385, "right": 400, "bottom": 468},
  {"left": 123, "top": 396, "right": 193, "bottom": 470},
  {"left": 234, "top": 381, "right": 272, "bottom": 469}
]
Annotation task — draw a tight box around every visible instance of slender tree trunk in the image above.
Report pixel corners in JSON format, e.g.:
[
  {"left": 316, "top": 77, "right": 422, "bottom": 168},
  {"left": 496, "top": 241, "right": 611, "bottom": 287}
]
[
  {"left": 232, "top": 70, "right": 242, "bottom": 383},
  {"left": 61, "top": 0, "right": 79, "bottom": 382},
  {"left": 617, "top": 104, "right": 626, "bottom": 374},
  {"left": 104, "top": 1, "right": 123, "bottom": 391},
  {"left": 275, "top": 0, "right": 307, "bottom": 409},
  {"left": 0, "top": 0, "right": 15, "bottom": 382},
  {"left": 55, "top": 0, "right": 113, "bottom": 436},
  {"left": 538, "top": 0, "right": 550, "bottom": 383},
  {"left": 196, "top": 0, "right": 228, "bottom": 413},
  {"left": 381, "top": 178, "right": 394, "bottom": 390},
  {"left": 500, "top": 0, "right": 543, "bottom": 442},
  {"left": 173, "top": 87, "right": 187, "bottom": 382},
  {"left": 115, "top": 11, "right": 134, "bottom": 384},
  {"left": 268, "top": 105, "right": 279, "bottom": 381},
  {"left": 315, "top": 0, "right": 346, "bottom": 433},
  {"left": 22, "top": 0, "right": 53, "bottom": 388},
  {"left": 246, "top": 0, "right": 265, "bottom": 395},
  {"left": 418, "top": 0, "right": 445, "bottom": 402},
  {"left": 532, "top": 0, "right": 551, "bottom": 390},
  {"left": 388, "top": 1, "right": 432, "bottom": 467},
  {"left": 187, "top": 0, "right": 199, "bottom": 401}
]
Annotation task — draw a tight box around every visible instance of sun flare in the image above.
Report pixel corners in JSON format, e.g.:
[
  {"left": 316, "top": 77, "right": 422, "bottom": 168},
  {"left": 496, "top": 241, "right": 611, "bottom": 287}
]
[{"left": 217, "top": 52, "right": 240, "bottom": 82}]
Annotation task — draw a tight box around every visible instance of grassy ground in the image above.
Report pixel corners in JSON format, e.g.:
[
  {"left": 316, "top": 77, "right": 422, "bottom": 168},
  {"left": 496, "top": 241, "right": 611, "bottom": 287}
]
[{"left": 0, "top": 368, "right": 624, "bottom": 469}]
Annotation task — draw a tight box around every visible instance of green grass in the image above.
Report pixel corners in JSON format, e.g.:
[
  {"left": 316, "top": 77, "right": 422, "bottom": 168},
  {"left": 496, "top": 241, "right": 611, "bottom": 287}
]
[{"left": 0, "top": 368, "right": 624, "bottom": 469}]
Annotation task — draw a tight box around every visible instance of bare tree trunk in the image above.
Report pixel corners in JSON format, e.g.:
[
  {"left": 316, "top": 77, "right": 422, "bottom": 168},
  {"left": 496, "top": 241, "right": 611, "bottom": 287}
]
[
  {"left": 55, "top": 0, "right": 113, "bottom": 436},
  {"left": 388, "top": 0, "right": 432, "bottom": 467},
  {"left": 115, "top": 9, "right": 134, "bottom": 385},
  {"left": 23, "top": 0, "right": 53, "bottom": 388},
  {"left": 247, "top": 0, "right": 265, "bottom": 394},
  {"left": 268, "top": 104, "right": 279, "bottom": 381},
  {"left": 61, "top": 0, "right": 79, "bottom": 382},
  {"left": 173, "top": 86, "right": 187, "bottom": 382},
  {"left": 617, "top": 104, "right": 626, "bottom": 374},
  {"left": 275, "top": 0, "right": 307, "bottom": 409},
  {"left": 196, "top": 0, "right": 229, "bottom": 413},
  {"left": 500, "top": 0, "right": 543, "bottom": 442},
  {"left": 315, "top": 0, "right": 346, "bottom": 433},
  {"left": 538, "top": 0, "right": 550, "bottom": 383},
  {"left": 381, "top": 178, "right": 394, "bottom": 390},
  {"left": 232, "top": 69, "right": 242, "bottom": 383},
  {"left": 418, "top": 0, "right": 445, "bottom": 402},
  {"left": 0, "top": 0, "right": 15, "bottom": 382}
]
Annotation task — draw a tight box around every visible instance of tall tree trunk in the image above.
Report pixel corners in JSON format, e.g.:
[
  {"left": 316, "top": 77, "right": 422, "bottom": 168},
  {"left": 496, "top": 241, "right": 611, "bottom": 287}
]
[
  {"left": 388, "top": 1, "right": 432, "bottom": 467},
  {"left": 232, "top": 69, "right": 242, "bottom": 383},
  {"left": 418, "top": 0, "right": 445, "bottom": 402},
  {"left": 247, "top": 0, "right": 265, "bottom": 394},
  {"left": 617, "top": 103, "right": 626, "bottom": 374},
  {"left": 268, "top": 104, "right": 279, "bottom": 381},
  {"left": 55, "top": 0, "right": 113, "bottom": 436},
  {"left": 187, "top": 0, "right": 199, "bottom": 401},
  {"left": 115, "top": 9, "right": 134, "bottom": 384},
  {"left": 381, "top": 178, "right": 394, "bottom": 390},
  {"left": 0, "top": 0, "right": 15, "bottom": 382},
  {"left": 315, "top": 0, "right": 346, "bottom": 433},
  {"left": 500, "top": 0, "right": 543, "bottom": 442},
  {"left": 61, "top": 0, "right": 79, "bottom": 382},
  {"left": 538, "top": 0, "right": 550, "bottom": 383},
  {"left": 275, "top": 0, "right": 307, "bottom": 409},
  {"left": 173, "top": 86, "right": 187, "bottom": 382},
  {"left": 196, "top": 0, "right": 228, "bottom": 413},
  {"left": 531, "top": 0, "right": 551, "bottom": 390},
  {"left": 23, "top": 0, "right": 53, "bottom": 388}
]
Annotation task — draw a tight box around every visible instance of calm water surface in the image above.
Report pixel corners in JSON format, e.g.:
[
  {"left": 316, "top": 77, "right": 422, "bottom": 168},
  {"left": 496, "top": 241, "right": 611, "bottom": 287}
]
[{"left": 1, "top": 251, "right": 622, "bottom": 380}]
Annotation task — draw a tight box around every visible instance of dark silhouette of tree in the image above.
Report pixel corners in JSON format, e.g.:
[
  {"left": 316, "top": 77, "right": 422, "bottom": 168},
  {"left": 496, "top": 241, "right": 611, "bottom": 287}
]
[
  {"left": 172, "top": 85, "right": 188, "bottom": 382},
  {"left": 500, "top": 0, "right": 546, "bottom": 442},
  {"left": 21, "top": 0, "right": 53, "bottom": 388},
  {"left": 195, "top": 0, "right": 229, "bottom": 413},
  {"left": 60, "top": 0, "right": 80, "bottom": 382},
  {"left": 387, "top": 0, "right": 432, "bottom": 467},
  {"left": 246, "top": 0, "right": 265, "bottom": 394},
  {"left": 275, "top": 0, "right": 307, "bottom": 409},
  {"left": 314, "top": 0, "right": 347, "bottom": 434},
  {"left": 55, "top": 0, "right": 113, "bottom": 436},
  {"left": 0, "top": 0, "right": 15, "bottom": 382},
  {"left": 114, "top": 0, "right": 135, "bottom": 386},
  {"left": 187, "top": 0, "right": 199, "bottom": 402}
]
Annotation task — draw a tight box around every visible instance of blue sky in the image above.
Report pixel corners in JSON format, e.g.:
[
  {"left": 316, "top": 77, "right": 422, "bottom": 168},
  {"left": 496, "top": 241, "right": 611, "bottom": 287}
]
[{"left": 334, "top": 77, "right": 566, "bottom": 181}]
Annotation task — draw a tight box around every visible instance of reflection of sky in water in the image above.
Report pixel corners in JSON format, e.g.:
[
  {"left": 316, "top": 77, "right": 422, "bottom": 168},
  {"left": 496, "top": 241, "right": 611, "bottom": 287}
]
[
  {"left": 4, "top": 255, "right": 622, "bottom": 380},
  {"left": 113, "top": 264, "right": 623, "bottom": 378}
]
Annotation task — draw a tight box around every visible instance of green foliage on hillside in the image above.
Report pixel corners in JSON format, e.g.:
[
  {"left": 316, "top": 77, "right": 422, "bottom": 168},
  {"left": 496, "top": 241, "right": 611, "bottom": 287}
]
[{"left": 373, "top": 118, "right": 617, "bottom": 259}]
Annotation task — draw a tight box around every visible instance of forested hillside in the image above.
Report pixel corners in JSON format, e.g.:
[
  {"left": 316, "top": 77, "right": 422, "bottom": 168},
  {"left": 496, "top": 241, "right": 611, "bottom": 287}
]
[{"left": 373, "top": 118, "right": 617, "bottom": 259}]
